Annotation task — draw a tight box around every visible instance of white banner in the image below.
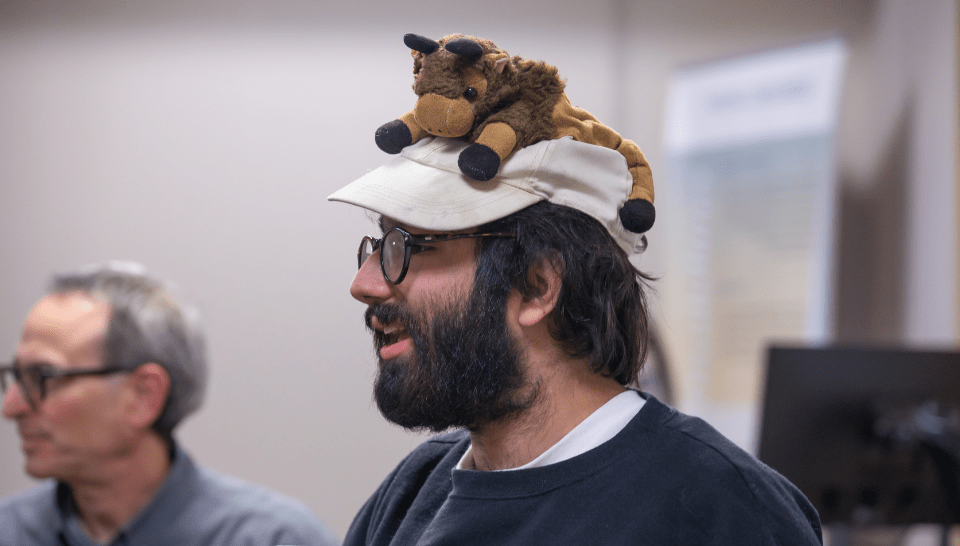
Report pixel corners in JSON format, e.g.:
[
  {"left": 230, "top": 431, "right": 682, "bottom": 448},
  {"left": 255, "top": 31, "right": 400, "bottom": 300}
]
[{"left": 662, "top": 39, "right": 847, "bottom": 451}]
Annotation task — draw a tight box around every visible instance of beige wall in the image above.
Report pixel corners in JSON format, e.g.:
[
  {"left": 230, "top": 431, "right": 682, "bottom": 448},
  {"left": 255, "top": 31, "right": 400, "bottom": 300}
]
[{"left": 0, "top": 0, "right": 956, "bottom": 538}]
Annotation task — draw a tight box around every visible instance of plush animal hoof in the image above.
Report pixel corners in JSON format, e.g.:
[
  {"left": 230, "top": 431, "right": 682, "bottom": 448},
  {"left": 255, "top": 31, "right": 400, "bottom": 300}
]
[
  {"left": 375, "top": 120, "right": 413, "bottom": 154},
  {"left": 619, "top": 199, "right": 656, "bottom": 234},
  {"left": 458, "top": 143, "right": 501, "bottom": 181}
]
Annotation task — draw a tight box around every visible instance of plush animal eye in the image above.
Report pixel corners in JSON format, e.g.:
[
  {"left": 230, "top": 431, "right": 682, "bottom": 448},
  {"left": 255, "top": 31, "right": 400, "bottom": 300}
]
[{"left": 463, "top": 87, "right": 478, "bottom": 101}]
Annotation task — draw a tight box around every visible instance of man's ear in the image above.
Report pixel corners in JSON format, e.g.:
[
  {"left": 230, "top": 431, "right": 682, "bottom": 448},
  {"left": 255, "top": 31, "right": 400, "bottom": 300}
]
[
  {"left": 125, "top": 363, "right": 171, "bottom": 430},
  {"left": 517, "top": 256, "right": 563, "bottom": 328}
]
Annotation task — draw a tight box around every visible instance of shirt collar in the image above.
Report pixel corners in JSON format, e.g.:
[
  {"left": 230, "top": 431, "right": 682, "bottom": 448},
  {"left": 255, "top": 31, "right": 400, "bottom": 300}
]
[{"left": 455, "top": 389, "right": 645, "bottom": 471}]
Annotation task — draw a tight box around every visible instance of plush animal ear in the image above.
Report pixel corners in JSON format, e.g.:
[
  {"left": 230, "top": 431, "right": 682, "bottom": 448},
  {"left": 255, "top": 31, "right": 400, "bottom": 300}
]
[{"left": 484, "top": 52, "right": 513, "bottom": 75}]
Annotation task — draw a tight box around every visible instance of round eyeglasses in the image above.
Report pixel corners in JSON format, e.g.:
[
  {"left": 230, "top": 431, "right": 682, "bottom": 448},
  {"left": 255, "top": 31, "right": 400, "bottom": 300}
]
[
  {"left": 0, "top": 361, "right": 131, "bottom": 410},
  {"left": 358, "top": 227, "right": 516, "bottom": 284}
]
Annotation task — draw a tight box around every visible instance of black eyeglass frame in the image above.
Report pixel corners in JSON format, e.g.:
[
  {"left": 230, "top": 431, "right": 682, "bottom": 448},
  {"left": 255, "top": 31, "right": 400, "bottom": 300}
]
[
  {"left": 358, "top": 226, "right": 516, "bottom": 284},
  {"left": 0, "top": 362, "right": 131, "bottom": 410}
]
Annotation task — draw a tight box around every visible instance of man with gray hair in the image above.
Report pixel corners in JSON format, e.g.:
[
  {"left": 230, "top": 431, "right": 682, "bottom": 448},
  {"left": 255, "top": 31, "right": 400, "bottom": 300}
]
[{"left": 0, "top": 262, "right": 337, "bottom": 546}]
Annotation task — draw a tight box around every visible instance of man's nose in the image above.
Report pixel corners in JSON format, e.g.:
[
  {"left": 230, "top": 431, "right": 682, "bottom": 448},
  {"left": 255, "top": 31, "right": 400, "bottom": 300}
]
[
  {"left": 1, "top": 382, "right": 32, "bottom": 419},
  {"left": 350, "top": 249, "right": 392, "bottom": 304}
]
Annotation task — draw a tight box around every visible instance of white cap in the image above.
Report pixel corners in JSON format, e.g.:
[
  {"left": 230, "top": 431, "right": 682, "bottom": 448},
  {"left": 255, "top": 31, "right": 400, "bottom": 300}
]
[{"left": 328, "top": 136, "right": 647, "bottom": 255}]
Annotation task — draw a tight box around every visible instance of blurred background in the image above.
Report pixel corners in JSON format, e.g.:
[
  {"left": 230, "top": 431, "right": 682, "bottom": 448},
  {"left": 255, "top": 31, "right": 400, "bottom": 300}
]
[{"left": 0, "top": 0, "right": 956, "bottom": 539}]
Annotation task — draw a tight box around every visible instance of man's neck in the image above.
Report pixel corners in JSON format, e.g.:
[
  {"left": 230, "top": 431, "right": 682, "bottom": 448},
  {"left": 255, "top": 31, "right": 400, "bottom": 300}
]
[
  {"left": 68, "top": 434, "right": 172, "bottom": 543},
  {"left": 467, "top": 362, "right": 626, "bottom": 471}
]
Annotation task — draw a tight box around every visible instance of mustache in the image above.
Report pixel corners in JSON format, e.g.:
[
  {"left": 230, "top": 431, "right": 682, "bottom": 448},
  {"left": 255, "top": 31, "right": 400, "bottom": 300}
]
[
  {"left": 364, "top": 303, "right": 427, "bottom": 355},
  {"left": 364, "top": 303, "right": 415, "bottom": 332}
]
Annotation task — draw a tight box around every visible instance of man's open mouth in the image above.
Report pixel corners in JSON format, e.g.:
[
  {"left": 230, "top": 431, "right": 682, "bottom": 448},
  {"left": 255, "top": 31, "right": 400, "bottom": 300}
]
[
  {"left": 378, "top": 322, "right": 413, "bottom": 360},
  {"left": 381, "top": 322, "right": 406, "bottom": 345}
]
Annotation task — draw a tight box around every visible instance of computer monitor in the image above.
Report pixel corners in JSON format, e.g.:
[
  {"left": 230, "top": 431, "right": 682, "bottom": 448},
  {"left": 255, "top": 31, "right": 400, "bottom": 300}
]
[{"left": 757, "top": 345, "right": 960, "bottom": 525}]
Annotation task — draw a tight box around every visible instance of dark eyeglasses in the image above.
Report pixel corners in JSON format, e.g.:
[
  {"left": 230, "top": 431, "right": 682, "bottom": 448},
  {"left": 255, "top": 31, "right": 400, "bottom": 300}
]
[
  {"left": 0, "top": 362, "right": 131, "bottom": 410},
  {"left": 358, "top": 227, "right": 515, "bottom": 284}
]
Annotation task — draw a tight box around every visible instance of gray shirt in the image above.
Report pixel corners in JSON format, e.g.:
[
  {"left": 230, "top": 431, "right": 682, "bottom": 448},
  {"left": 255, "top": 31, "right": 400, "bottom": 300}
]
[{"left": 0, "top": 444, "right": 337, "bottom": 546}]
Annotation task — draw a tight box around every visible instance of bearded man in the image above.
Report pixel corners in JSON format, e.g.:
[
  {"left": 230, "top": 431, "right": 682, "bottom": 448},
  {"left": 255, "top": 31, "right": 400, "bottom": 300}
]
[{"left": 329, "top": 134, "right": 822, "bottom": 545}]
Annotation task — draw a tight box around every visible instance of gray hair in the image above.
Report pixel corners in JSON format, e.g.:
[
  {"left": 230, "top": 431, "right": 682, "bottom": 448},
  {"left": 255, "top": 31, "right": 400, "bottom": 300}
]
[{"left": 49, "top": 261, "right": 207, "bottom": 438}]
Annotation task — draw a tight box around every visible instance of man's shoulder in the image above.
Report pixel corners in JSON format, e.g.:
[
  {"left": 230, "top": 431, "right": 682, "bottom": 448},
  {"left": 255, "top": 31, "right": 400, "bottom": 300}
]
[
  {"left": 189, "top": 465, "right": 337, "bottom": 543},
  {"left": 364, "top": 429, "right": 467, "bottom": 498},
  {"left": 631, "top": 396, "right": 822, "bottom": 543},
  {"left": 143, "top": 446, "right": 337, "bottom": 545},
  {"left": 391, "top": 429, "right": 469, "bottom": 477},
  {"left": 0, "top": 481, "right": 56, "bottom": 509},
  {"left": 343, "top": 430, "right": 469, "bottom": 546},
  {"left": 637, "top": 396, "right": 761, "bottom": 470},
  {"left": 661, "top": 402, "right": 779, "bottom": 479},
  {"left": 634, "top": 398, "right": 778, "bottom": 489},
  {"left": 0, "top": 482, "right": 60, "bottom": 545},
  {"left": 0, "top": 481, "right": 57, "bottom": 518},
  {"left": 195, "top": 465, "right": 312, "bottom": 514}
]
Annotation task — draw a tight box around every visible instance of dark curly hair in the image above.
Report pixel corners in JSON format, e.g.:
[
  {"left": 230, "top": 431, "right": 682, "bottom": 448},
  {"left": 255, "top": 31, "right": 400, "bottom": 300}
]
[{"left": 475, "top": 201, "right": 653, "bottom": 385}]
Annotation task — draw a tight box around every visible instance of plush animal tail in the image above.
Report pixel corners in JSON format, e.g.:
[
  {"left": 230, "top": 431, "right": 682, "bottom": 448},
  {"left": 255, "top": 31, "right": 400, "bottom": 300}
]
[
  {"left": 615, "top": 139, "right": 654, "bottom": 204},
  {"left": 552, "top": 95, "right": 655, "bottom": 232}
]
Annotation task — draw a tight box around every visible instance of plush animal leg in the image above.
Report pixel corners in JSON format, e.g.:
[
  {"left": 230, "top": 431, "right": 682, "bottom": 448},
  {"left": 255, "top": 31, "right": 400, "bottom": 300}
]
[
  {"left": 458, "top": 122, "right": 517, "bottom": 181},
  {"left": 475, "top": 122, "right": 518, "bottom": 160},
  {"left": 399, "top": 111, "right": 428, "bottom": 143},
  {"left": 375, "top": 111, "right": 427, "bottom": 154}
]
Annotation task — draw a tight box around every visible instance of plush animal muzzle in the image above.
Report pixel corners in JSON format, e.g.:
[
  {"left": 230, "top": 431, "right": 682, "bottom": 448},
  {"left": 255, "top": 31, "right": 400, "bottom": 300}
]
[
  {"left": 412, "top": 63, "right": 488, "bottom": 138},
  {"left": 413, "top": 94, "right": 474, "bottom": 137}
]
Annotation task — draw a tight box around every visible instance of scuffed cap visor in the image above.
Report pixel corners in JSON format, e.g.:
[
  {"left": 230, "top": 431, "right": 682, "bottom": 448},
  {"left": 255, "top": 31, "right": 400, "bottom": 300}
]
[{"left": 328, "top": 137, "right": 647, "bottom": 255}]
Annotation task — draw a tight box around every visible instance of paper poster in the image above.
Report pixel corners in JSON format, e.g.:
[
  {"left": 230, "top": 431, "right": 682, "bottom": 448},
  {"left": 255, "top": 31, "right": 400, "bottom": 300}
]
[{"left": 663, "top": 39, "right": 847, "bottom": 445}]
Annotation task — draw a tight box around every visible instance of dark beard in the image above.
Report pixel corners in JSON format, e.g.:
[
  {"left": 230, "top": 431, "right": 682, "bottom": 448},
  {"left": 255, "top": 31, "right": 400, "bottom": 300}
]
[{"left": 364, "top": 279, "right": 536, "bottom": 433}]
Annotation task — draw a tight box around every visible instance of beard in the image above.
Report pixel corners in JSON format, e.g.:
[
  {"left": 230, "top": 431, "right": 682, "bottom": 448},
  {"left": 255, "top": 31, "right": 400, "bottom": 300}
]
[{"left": 364, "top": 278, "right": 537, "bottom": 433}]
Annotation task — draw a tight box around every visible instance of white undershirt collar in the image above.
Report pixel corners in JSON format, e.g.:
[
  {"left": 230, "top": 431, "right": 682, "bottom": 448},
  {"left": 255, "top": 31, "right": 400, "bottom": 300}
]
[{"left": 455, "top": 390, "right": 645, "bottom": 471}]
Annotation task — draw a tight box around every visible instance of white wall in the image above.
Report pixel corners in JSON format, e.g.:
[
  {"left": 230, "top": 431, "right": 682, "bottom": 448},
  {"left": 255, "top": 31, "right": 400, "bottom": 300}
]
[{"left": 0, "top": 0, "right": 956, "bottom": 538}]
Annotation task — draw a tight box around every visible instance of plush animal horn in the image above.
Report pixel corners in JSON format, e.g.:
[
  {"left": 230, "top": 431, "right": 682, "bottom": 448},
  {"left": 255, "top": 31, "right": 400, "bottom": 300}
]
[
  {"left": 444, "top": 38, "right": 483, "bottom": 61},
  {"left": 404, "top": 33, "right": 440, "bottom": 54}
]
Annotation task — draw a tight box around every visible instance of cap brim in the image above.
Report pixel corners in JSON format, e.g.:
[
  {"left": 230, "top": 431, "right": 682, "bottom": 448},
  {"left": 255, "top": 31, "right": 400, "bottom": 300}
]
[
  {"left": 328, "top": 138, "right": 545, "bottom": 231},
  {"left": 329, "top": 137, "right": 647, "bottom": 254}
]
